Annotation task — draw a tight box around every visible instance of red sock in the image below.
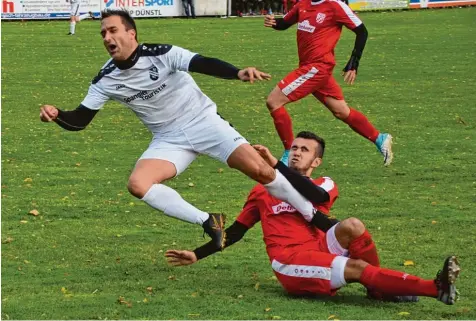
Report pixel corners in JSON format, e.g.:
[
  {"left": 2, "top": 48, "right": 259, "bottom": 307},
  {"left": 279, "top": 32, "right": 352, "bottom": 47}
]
[
  {"left": 349, "top": 230, "right": 380, "bottom": 267},
  {"left": 271, "top": 107, "right": 294, "bottom": 150},
  {"left": 360, "top": 265, "right": 438, "bottom": 297},
  {"left": 343, "top": 108, "right": 380, "bottom": 143}
]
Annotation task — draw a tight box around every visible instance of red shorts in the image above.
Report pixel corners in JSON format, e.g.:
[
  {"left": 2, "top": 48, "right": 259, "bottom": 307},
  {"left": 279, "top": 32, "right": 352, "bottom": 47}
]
[
  {"left": 270, "top": 239, "right": 338, "bottom": 296},
  {"left": 278, "top": 64, "right": 344, "bottom": 104}
]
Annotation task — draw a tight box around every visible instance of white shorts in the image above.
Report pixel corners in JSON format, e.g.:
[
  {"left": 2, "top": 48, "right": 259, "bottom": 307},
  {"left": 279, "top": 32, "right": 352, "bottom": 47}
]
[
  {"left": 139, "top": 112, "right": 248, "bottom": 175},
  {"left": 70, "top": 3, "right": 80, "bottom": 16}
]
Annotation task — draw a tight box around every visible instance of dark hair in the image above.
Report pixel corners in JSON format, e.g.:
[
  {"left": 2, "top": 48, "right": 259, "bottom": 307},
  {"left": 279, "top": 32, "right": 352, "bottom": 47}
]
[
  {"left": 296, "top": 131, "right": 326, "bottom": 158},
  {"left": 101, "top": 9, "right": 138, "bottom": 41}
]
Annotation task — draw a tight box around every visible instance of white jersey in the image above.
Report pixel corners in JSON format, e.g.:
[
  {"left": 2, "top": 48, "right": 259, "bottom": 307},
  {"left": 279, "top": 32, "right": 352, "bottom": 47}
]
[{"left": 81, "top": 44, "right": 217, "bottom": 134}]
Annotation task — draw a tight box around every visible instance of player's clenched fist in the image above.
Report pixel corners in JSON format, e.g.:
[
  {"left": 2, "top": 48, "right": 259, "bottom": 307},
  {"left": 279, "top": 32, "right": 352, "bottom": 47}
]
[
  {"left": 264, "top": 14, "right": 276, "bottom": 27},
  {"left": 40, "top": 105, "right": 59, "bottom": 122}
]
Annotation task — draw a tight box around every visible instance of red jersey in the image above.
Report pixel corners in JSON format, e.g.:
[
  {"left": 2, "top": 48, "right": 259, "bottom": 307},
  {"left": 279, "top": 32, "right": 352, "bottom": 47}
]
[
  {"left": 236, "top": 176, "right": 338, "bottom": 258},
  {"left": 283, "top": 0, "right": 362, "bottom": 70}
]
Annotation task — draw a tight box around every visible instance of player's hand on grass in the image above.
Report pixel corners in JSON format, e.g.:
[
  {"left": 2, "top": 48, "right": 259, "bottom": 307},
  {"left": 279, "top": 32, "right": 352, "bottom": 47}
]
[
  {"left": 264, "top": 15, "right": 276, "bottom": 27},
  {"left": 342, "top": 70, "right": 357, "bottom": 85},
  {"left": 238, "top": 67, "right": 271, "bottom": 83},
  {"left": 253, "top": 144, "right": 278, "bottom": 167},
  {"left": 40, "top": 105, "right": 59, "bottom": 122},
  {"left": 165, "top": 250, "right": 198, "bottom": 266}
]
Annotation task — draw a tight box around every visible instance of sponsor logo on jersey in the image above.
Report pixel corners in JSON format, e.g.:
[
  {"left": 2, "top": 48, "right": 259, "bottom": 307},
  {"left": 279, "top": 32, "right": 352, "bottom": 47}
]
[
  {"left": 316, "top": 12, "right": 326, "bottom": 23},
  {"left": 116, "top": 84, "right": 126, "bottom": 90},
  {"left": 297, "top": 20, "right": 315, "bottom": 33},
  {"left": 272, "top": 202, "right": 297, "bottom": 214},
  {"left": 149, "top": 66, "right": 159, "bottom": 81},
  {"left": 123, "top": 83, "right": 166, "bottom": 103}
]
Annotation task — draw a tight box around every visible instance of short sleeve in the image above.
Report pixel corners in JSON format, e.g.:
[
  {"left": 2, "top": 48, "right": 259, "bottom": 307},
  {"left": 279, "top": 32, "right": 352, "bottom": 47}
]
[
  {"left": 80, "top": 83, "right": 109, "bottom": 111},
  {"left": 163, "top": 45, "right": 198, "bottom": 72},
  {"left": 333, "top": 0, "right": 362, "bottom": 29}
]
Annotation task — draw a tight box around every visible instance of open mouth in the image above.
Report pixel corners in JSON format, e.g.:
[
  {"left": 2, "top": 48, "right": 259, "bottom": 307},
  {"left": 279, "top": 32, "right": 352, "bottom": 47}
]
[{"left": 108, "top": 44, "right": 117, "bottom": 53}]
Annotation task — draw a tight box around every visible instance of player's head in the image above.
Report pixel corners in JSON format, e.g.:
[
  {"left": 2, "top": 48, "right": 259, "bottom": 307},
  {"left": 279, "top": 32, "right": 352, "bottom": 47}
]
[
  {"left": 100, "top": 9, "right": 138, "bottom": 60},
  {"left": 288, "top": 131, "right": 325, "bottom": 176}
]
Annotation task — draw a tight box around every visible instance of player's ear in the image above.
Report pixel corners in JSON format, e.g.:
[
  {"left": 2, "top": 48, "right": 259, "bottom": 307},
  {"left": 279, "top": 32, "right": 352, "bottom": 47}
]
[
  {"left": 129, "top": 28, "right": 137, "bottom": 40},
  {"left": 311, "top": 157, "right": 322, "bottom": 169}
]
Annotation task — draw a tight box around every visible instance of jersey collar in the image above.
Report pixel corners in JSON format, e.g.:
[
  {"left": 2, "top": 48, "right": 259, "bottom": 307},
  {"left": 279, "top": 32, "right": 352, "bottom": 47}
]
[
  {"left": 114, "top": 45, "right": 140, "bottom": 70},
  {"left": 311, "top": 0, "right": 325, "bottom": 4}
]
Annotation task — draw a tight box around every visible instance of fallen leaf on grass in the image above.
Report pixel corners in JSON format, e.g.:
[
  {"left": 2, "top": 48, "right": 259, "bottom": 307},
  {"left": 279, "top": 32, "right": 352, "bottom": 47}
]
[
  {"left": 272, "top": 316, "right": 281, "bottom": 320},
  {"left": 20, "top": 220, "right": 28, "bottom": 224},
  {"left": 265, "top": 308, "right": 271, "bottom": 312},
  {"left": 2, "top": 237, "right": 13, "bottom": 244},
  {"left": 403, "top": 260, "right": 415, "bottom": 266},
  {"left": 398, "top": 312, "right": 410, "bottom": 316},
  {"left": 23, "top": 178, "right": 33, "bottom": 183},
  {"left": 168, "top": 275, "right": 176, "bottom": 280},
  {"left": 188, "top": 314, "right": 200, "bottom": 317},
  {"left": 29, "top": 209, "right": 39, "bottom": 216},
  {"left": 188, "top": 182, "right": 195, "bottom": 187},
  {"left": 146, "top": 286, "right": 153, "bottom": 294},
  {"left": 118, "top": 296, "right": 132, "bottom": 308},
  {"left": 254, "top": 282, "right": 260, "bottom": 291},
  {"left": 237, "top": 294, "right": 244, "bottom": 299}
]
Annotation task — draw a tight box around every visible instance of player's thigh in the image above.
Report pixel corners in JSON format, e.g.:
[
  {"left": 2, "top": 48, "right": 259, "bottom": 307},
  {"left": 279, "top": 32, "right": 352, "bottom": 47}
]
[
  {"left": 266, "top": 86, "right": 291, "bottom": 111},
  {"left": 312, "top": 76, "right": 349, "bottom": 117},
  {"left": 271, "top": 249, "right": 338, "bottom": 296},
  {"left": 278, "top": 65, "right": 329, "bottom": 102}
]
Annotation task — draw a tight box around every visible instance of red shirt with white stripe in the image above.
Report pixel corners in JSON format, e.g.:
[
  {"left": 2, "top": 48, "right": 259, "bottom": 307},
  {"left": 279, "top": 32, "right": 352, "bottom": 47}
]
[
  {"left": 237, "top": 177, "right": 338, "bottom": 258},
  {"left": 283, "top": 0, "right": 362, "bottom": 69}
]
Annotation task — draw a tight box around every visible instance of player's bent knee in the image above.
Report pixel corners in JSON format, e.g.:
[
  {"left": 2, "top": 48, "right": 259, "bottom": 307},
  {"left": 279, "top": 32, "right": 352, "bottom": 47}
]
[
  {"left": 127, "top": 177, "right": 153, "bottom": 199},
  {"left": 341, "top": 217, "right": 366, "bottom": 238}
]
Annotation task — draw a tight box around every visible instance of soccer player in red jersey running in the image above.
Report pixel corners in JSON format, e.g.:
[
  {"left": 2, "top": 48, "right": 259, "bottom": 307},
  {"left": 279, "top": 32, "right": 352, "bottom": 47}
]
[
  {"left": 166, "top": 132, "right": 460, "bottom": 304},
  {"left": 263, "top": 0, "right": 394, "bottom": 166}
]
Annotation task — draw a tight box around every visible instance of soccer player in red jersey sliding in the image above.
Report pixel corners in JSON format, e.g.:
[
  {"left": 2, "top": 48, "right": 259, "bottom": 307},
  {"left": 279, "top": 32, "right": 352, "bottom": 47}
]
[
  {"left": 166, "top": 131, "right": 460, "bottom": 304},
  {"left": 263, "top": 0, "right": 394, "bottom": 166}
]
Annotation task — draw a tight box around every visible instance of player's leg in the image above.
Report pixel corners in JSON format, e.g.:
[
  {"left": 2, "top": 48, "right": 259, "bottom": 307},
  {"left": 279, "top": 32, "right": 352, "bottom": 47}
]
[
  {"left": 266, "top": 65, "right": 327, "bottom": 165},
  {"left": 68, "top": 3, "right": 79, "bottom": 35},
  {"left": 266, "top": 86, "right": 293, "bottom": 165},
  {"left": 187, "top": 112, "right": 315, "bottom": 222},
  {"left": 313, "top": 76, "right": 393, "bottom": 166},
  {"left": 343, "top": 256, "right": 461, "bottom": 305},
  {"left": 128, "top": 134, "right": 225, "bottom": 248}
]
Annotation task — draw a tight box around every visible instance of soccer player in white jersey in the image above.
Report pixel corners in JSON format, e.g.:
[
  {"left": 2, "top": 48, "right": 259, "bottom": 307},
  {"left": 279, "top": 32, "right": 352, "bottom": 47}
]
[
  {"left": 40, "top": 9, "right": 327, "bottom": 249},
  {"left": 67, "top": 0, "right": 94, "bottom": 35}
]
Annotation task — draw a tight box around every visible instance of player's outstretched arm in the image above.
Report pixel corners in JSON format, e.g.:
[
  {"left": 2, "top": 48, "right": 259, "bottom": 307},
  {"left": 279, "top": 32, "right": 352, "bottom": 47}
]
[
  {"left": 342, "top": 24, "right": 368, "bottom": 85},
  {"left": 40, "top": 104, "right": 98, "bottom": 131},
  {"left": 188, "top": 55, "right": 270, "bottom": 83},
  {"left": 166, "top": 221, "right": 250, "bottom": 266}
]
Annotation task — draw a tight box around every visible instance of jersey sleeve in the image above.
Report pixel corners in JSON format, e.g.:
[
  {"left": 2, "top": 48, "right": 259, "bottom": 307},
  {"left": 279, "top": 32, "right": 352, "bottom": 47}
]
[
  {"left": 236, "top": 186, "right": 262, "bottom": 229},
  {"left": 333, "top": 0, "right": 362, "bottom": 29},
  {"left": 163, "top": 45, "right": 198, "bottom": 72},
  {"left": 282, "top": 2, "right": 300, "bottom": 25},
  {"left": 317, "top": 177, "right": 339, "bottom": 207},
  {"left": 80, "top": 83, "right": 109, "bottom": 111}
]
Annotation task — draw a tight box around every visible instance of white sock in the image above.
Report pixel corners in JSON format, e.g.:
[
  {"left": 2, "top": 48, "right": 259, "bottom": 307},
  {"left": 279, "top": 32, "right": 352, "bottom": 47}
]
[
  {"left": 70, "top": 22, "right": 76, "bottom": 34},
  {"left": 78, "top": 13, "right": 89, "bottom": 21},
  {"left": 141, "top": 184, "right": 209, "bottom": 225},
  {"left": 264, "top": 170, "right": 315, "bottom": 222}
]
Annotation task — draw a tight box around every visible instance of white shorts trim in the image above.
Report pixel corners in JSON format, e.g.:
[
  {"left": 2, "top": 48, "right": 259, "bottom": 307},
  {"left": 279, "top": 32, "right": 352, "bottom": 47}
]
[
  {"left": 326, "top": 224, "right": 349, "bottom": 256},
  {"left": 271, "top": 259, "right": 331, "bottom": 280},
  {"left": 282, "top": 67, "right": 319, "bottom": 96},
  {"left": 330, "top": 256, "right": 349, "bottom": 289}
]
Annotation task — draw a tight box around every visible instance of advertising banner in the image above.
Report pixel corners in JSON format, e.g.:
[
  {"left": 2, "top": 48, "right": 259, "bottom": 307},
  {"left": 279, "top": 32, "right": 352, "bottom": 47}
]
[
  {"left": 1, "top": 0, "right": 100, "bottom": 19},
  {"left": 409, "top": 0, "right": 476, "bottom": 8},
  {"left": 348, "top": 0, "right": 408, "bottom": 10}
]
